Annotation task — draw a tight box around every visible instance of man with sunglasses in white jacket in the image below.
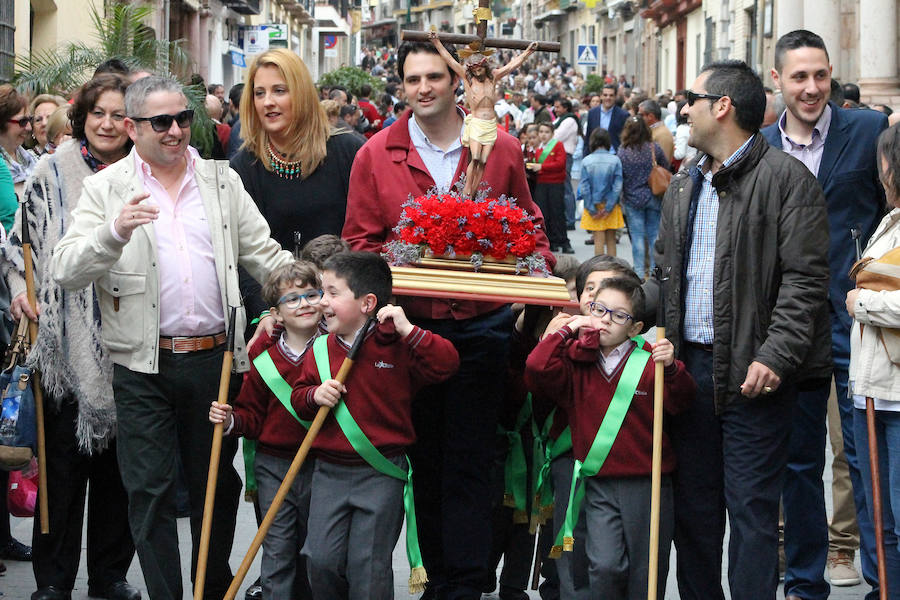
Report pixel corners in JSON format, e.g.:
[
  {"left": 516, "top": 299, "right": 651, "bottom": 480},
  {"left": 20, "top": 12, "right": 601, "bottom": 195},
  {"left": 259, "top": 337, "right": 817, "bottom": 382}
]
[{"left": 51, "top": 76, "right": 293, "bottom": 600}]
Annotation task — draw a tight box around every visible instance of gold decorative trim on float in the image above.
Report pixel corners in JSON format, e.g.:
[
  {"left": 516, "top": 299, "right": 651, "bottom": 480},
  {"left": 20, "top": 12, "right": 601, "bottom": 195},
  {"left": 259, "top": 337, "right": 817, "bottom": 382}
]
[{"left": 390, "top": 266, "right": 577, "bottom": 308}]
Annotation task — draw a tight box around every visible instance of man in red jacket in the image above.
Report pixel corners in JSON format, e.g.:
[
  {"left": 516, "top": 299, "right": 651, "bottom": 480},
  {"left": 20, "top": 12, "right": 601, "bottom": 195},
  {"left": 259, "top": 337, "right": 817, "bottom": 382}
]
[{"left": 342, "top": 39, "right": 554, "bottom": 600}]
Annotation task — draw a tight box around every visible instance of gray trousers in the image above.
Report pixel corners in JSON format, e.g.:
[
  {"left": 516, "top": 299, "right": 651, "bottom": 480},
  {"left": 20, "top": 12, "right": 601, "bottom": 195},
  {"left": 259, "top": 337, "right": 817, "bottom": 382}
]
[
  {"left": 551, "top": 454, "right": 590, "bottom": 600},
  {"left": 255, "top": 452, "right": 313, "bottom": 600},
  {"left": 584, "top": 476, "right": 673, "bottom": 600},
  {"left": 301, "top": 457, "right": 406, "bottom": 600}
]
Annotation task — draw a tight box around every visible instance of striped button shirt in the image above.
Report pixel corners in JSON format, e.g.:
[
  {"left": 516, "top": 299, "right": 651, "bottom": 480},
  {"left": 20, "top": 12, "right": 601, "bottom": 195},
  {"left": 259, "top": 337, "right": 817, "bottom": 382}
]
[{"left": 683, "top": 134, "right": 756, "bottom": 344}]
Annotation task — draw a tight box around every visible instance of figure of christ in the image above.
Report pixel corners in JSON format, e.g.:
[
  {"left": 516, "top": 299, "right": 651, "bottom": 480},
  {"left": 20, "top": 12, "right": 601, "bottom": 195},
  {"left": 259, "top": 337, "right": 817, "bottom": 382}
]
[{"left": 429, "top": 30, "right": 538, "bottom": 197}]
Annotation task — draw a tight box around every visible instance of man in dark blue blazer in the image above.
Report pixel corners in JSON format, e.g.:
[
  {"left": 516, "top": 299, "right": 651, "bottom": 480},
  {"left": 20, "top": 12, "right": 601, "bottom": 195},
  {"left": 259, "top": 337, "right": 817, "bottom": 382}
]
[
  {"left": 762, "top": 29, "right": 888, "bottom": 600},
  {"left": 584, "top": 83, "right": 629, "bottom": 150}
]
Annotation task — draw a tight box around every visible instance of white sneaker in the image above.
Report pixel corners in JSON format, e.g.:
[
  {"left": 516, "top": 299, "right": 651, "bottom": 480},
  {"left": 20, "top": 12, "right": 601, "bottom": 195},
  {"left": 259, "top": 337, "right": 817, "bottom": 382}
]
[{"left": 827, "top": 550, "right": 861, "bottom": 586}]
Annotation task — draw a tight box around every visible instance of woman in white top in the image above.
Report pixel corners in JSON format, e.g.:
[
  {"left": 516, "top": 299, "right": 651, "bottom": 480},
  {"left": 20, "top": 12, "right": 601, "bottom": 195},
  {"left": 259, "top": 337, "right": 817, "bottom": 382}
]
[{"left": 847, "top": 122, "right": 900, "bottom": 597}]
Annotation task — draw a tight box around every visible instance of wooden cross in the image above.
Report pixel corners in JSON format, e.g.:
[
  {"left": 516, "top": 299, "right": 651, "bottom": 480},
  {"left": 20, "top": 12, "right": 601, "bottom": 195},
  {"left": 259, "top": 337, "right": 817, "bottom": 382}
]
[{"left": 400, "top": 0, "right": 560, "bottom": 54}]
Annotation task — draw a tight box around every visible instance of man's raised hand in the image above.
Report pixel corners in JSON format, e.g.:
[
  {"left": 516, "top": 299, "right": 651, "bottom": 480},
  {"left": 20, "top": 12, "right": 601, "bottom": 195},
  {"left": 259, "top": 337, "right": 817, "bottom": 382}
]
[{"left": 114, "top": 192, "right": 157, "bottom": 240}]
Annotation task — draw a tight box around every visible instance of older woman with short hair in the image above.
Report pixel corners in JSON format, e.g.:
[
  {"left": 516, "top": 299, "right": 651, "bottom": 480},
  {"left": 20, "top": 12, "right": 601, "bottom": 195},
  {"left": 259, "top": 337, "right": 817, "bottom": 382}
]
[
  {"left": 28, "top": 94, "right": 67, "bottom": 157},
  {"left": 0, "top": 73, "right": 139, "bottom": 600}
]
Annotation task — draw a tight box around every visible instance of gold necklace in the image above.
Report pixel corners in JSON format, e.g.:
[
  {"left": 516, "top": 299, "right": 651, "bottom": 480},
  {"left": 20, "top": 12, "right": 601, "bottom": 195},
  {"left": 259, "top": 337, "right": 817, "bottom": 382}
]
[{"left": 267, "top": 141, "right": 301, "bottom": 179}]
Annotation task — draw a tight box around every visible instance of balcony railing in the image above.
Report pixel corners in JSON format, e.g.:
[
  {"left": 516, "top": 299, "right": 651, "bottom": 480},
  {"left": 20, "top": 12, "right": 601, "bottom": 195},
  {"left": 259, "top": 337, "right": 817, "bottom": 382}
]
[{"left": 223, "top": 0, "right": 261, "bottom": 15}]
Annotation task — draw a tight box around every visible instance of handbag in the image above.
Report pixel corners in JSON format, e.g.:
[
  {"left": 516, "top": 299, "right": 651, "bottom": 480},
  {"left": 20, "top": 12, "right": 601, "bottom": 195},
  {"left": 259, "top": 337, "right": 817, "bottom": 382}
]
[
  {"left": 7, "top": 458, "right": 38, "bottom": 517},
  {"left": 648, "top": 146, "right": 673, "bottom": 196},
  {"left": 0, "top": 319, "right": 37, "bottom": 471}
]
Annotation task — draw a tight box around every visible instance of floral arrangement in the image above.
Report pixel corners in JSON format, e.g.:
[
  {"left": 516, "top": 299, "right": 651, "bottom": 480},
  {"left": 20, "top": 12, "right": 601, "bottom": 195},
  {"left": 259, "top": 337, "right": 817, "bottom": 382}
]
[{"left": 382, "top": 186, "right": 549, "bottom": 275}]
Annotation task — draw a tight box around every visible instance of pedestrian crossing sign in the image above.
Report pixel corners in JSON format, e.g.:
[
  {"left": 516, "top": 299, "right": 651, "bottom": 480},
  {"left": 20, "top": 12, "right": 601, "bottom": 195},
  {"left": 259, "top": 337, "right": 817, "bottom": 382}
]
[{"left": 577, "top": 44, "right": 598, "bottom": 66}]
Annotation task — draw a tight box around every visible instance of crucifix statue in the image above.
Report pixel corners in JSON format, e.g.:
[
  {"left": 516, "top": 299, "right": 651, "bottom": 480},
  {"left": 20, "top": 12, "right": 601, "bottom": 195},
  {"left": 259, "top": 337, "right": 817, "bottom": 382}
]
[{"left": 402, "top": 0, "right": 560, "bottom": 197}]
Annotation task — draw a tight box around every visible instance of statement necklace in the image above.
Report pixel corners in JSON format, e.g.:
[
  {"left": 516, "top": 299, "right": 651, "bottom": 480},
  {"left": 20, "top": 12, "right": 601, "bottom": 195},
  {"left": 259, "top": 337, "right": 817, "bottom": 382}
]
[{"left": 267, "top": 141, "right": 301, "bottom": 179}]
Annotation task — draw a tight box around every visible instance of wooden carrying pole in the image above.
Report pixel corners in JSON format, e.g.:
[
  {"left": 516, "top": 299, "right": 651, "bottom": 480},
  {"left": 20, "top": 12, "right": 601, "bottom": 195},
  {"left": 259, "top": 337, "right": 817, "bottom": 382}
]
[
  {"left": 20, "top": 197, "right": 49, "bottom": 534},
  {"left": 854, "top": 226, "right": 888, "bottom": 600},
  {"left": 400, "top": 30, "right": 560, "bottom": 53},
  {"left": 224, "top": 317, "right": 376, "bottom": 600},
  {"left": 647, "top": 267, "right": 669, "bottom": 600},
  {"left": 194, "top": 306, "right": 238, "bottom": 600}
]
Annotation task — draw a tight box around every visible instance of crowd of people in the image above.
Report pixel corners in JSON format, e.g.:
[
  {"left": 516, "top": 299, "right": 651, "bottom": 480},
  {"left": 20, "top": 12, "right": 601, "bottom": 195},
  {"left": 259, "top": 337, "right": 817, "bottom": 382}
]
[{"left": 0, "top": 26, "right": 897, "bottom": 600}]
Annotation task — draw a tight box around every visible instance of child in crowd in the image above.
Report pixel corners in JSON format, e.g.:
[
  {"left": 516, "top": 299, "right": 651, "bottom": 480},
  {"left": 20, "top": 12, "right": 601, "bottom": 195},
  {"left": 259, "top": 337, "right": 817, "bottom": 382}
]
[
  {"left": 209, "top": 261, "right": 323, "bottom": 599},
  {"left": 522, "top": 123, "right": 540, "bottom": 196},
  {"left": 527, "top": 122, "right": 572, "bottom": 254},
  {"left": 299, "top": 233, "right": 351, "bottom": 270},
  {"left": 578, "top": 128, "right": 624, "bottom": 257},
  {"left": 526, "top": 269, "right": 695, "bottom": 599},
  {"left": 292, "top": 251, "right": 460, "bottom": 599}
]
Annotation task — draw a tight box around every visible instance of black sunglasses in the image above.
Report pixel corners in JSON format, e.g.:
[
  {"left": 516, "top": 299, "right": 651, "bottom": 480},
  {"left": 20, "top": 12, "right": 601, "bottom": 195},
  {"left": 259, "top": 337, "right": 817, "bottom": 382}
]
[
  {"left": 130, "top": 109, "right": 194, "bottom": 133},
  {"left": 686, "top": 91, "right": 726, "bottom": 106},
  {"left": 7, "top": 116, "right": 32, "bottom": 127}
]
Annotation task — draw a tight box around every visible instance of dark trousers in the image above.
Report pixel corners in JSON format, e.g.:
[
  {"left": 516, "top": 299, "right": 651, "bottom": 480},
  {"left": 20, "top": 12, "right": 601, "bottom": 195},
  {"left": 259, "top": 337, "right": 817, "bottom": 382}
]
[
  {"left": 32, "top": 395, "right": 134, "bottom": 592},
  {"left": 409, "top": 307, "right": 514, "bottom": 600},
  {"left": 113, "top": 347, "right": 242, "bottom": 600},
  {"left": 486, "top": 434, "right": 534, "bottom": 599},
  {"left": 782, "top": 382, "right": 830, "bottom": 600},
  {"left": 564, "top": 154, "right": 575, "bottom": 226},
  {"left": 671, "top": 345, "right": 794, "bottom": 600},
  {"left": 533, "top": 183, "right": 569, "bottom": 250}
]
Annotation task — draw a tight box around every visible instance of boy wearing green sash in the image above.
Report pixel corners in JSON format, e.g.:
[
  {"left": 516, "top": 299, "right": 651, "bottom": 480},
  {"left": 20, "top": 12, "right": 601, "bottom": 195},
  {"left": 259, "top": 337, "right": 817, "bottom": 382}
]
[
  {"left": 526, "top": 274, "right": 695, "bottom": 599},
  {"left": 209, "top": 261, "right": 322, "bottom": 600},
  {"left": 292, "top": 252, "right": 460, "bottom": 599},
  {"left": 533, "top": 255, "right": 650, "bottom": 598}
]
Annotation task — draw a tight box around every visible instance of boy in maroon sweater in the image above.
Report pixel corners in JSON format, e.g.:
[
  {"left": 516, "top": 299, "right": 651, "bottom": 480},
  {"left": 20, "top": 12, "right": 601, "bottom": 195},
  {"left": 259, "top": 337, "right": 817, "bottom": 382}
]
[
  {"left": 209, "top": 261, "right": 322, "bottom": 599},
  {"left": 527, "top": 122, "right": 571, "bottom": 254},
  {"left": 292, "top": 252, "right": 460, "bottom": 599},
  {"left": 525, "top": 274, "right": 695, "bottom": 599}
]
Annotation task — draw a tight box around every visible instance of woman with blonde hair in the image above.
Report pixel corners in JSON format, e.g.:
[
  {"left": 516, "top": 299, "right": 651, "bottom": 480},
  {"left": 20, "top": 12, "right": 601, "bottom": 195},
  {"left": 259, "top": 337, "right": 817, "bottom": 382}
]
[
  {"left": 229, "top": 47, "right": 362, "bottom": 600},
  {"left": 43, "top": 105, "right": 72, "bottom": 154}
]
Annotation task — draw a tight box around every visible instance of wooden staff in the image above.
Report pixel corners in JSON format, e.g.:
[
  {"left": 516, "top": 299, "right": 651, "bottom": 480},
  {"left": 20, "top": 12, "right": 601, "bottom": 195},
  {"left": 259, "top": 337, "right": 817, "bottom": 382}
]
[
  {"left": 224, "top": 316, "right": 377, "bottom": 600},
  {"left": 647, "top": 266, "right": 670, "bottom": 600},
  {"left": 194, "top": 306, "right": 238, "bottom": 600},
  {"left": 19, "top": 196, "right": 49, "bottom": 534},
  {"left": 852, "top": 226, "right": 888, "bottom": 599}
]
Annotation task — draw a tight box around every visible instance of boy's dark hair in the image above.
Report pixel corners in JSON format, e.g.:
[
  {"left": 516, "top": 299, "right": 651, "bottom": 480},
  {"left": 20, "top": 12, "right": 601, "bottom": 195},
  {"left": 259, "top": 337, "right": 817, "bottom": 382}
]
[
  {"left": 699, "top": 59, "right": 766, "bottom": 133},
  {"left": 575, "top": 255, "right": 635, "bottom": 296},
  {"left": 323, "top": 252, "right": 393, "bottom": 310},
  {"left": 589, "top": 127, "right": 612, "bottom": 152},
  {"left": 262, "top": 261, "right": 321, "bottom": 307},
  {"left": 299, "top": 234, "right": 351, "bottom": 270},
  {"left": 397, "top": 41, "right": 460, "bottom": 82},
  {"left": 774, "top": 30, "right": 829, "bottom": 73},
  {"left": 359, "top": 83, "right": 372, "bottom": 98},
  {"left": 393, "top": 101, "right": 407, "bottom": 115},
  {"left": 552, "top": 254, "right": 580, "bottom": 282},
  {"left": 596, "top": 275, "right": 646, "bottom": 321}
]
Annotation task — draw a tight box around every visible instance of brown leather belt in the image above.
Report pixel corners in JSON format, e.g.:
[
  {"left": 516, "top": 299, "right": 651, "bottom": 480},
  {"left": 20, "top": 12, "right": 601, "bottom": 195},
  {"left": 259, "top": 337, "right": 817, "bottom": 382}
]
[{"left": 159, "top": 332, "right": 227, "bottom": 353}]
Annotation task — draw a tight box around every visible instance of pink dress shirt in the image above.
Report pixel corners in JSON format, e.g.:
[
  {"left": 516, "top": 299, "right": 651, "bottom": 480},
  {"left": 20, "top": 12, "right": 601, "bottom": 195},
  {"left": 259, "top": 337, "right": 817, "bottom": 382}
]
[{"left": 133, "top": 147, "right": 224, "bottom": 336}]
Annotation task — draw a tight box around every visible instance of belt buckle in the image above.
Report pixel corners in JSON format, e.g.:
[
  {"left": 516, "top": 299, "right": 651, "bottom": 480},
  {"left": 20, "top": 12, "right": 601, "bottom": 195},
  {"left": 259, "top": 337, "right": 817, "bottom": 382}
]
[{"left": 170, "top": 336, "right": 191, "bottom": 354}]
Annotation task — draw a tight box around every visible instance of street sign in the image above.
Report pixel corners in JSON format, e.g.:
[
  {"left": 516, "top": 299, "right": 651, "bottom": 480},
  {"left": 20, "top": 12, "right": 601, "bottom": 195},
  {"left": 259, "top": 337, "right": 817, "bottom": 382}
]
[
  {"left": 577, "top": 44, "right": 598, "bottom": 66},
  {"left": 323, "top": 35, "right": 338, "bottom": 58}
]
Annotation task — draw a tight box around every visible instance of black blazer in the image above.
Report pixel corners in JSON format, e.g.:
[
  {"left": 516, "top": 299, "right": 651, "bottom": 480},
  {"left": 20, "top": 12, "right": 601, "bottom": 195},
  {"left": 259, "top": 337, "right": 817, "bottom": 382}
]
[
  {"left": 585, "top": 105, "right": 629, "bottom": 151},
  {"left": 761, "top": 102, "right": 888, "bottom": 333}
]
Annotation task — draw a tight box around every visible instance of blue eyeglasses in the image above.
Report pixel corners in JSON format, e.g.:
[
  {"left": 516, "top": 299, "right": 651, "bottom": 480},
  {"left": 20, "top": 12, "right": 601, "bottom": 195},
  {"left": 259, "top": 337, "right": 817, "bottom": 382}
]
[
  {"left": 276, "top": 290, "right": 323, "bottom": 308},
  {"left": 588, "top": 302, "right": 634, "bottom": 325}
]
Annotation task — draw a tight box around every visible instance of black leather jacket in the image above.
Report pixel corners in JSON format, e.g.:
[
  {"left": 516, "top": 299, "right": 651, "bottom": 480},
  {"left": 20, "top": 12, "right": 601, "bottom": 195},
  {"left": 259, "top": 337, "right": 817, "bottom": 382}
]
[{"left": 651, "top": 133, "right": 832, "bottom": 411}]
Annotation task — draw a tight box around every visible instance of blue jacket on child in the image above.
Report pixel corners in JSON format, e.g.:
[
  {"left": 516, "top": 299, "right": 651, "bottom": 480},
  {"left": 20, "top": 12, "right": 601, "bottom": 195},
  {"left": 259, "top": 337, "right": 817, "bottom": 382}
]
[{"left": 577, "top": 149, "right": 623, "bottom": 215}]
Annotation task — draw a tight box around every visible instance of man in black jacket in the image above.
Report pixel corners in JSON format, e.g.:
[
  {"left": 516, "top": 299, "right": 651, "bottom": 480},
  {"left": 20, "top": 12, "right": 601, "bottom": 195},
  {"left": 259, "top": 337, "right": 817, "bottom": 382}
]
[{"left": 652, "top": 60, "right": 830, "bottom": 600}]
